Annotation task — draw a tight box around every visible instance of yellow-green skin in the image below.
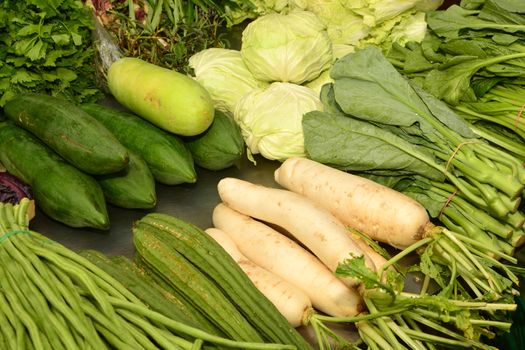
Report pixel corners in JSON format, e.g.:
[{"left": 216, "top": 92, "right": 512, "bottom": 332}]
[{"left": 108, "top": 57, "right": 215, "bottom": 136}]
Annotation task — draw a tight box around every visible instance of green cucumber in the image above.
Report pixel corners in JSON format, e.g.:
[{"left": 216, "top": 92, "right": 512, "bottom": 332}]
[
  {"left": 135, "top": 213, "right": 313, "bottom": 350},
  {"left": 186, "top": 111, "right": 244, "bottom": 171},
  {"left": 97, "top": 151, "right": 156, "bottom": 209},
  {"left": 81, "top": 103, "right": 196, "bottom": 185},
  {"left": 0, "top": 122, "right": 109, "bottom": 229},
  {"left": 4, "top": 93, "right": 129, "bottom": 175},
  {"left": 133, "top": 224, "right": 264, "bottom": 343}
]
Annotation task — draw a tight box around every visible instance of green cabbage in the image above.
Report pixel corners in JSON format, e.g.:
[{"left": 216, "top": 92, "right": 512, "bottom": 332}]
[
  {"left": 305, "top": 0, "right": 370, "bottom": 45},
  {"left": 233, "top": 82, "right": 322, "bottom": 160},
  {"left": 240, "top": 10, "right": 333, "bottom": 84},
  {"left": 189, "top": 48, "right": 268, "bottom": 115},
  {"left": 304, "top": 0, "right": 443, "bottom": 48}
]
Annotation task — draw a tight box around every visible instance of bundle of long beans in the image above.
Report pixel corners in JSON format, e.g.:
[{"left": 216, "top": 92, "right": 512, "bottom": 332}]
[{"left": 0, "top": 198, "right": 295, "bottom": 350}]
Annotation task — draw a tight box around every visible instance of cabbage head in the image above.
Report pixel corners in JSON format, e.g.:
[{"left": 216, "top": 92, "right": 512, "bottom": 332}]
[
  {"left": 189, "top": 48, "right": 268, "bottom": 115},
  {"left": 234, "top": 82, "right": 322, "bottom": 161},
  {"left": 240, "top": 10, "right": 332, "bottom": 84}
]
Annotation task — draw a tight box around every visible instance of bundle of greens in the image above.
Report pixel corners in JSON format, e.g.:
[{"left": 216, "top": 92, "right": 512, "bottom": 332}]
[
  {"left": 0, "top": 0, "right": 103, "bottom": 106},
  {"left": 303, "top": 45, "right": 525, "bottom": 256},
  {"left": 453, "top": 85, "right": 525, "bottom": 161},
  {"left": 386, "top": 0, "right": 525, "bottom": 158},
  {"left": 328, "top": 241, "right": 521, "bottom": 350}
]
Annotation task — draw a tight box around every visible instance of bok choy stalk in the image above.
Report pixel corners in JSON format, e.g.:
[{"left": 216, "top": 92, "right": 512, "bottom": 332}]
[
  {"left": 303, "top": 46, "right": 525, "bottom": 253},
  {"left": 452, "top": 85, "right": 525, "bottom": 160},
  {"left": 365, "top": 174, "right": 524, "bottom": 256}
]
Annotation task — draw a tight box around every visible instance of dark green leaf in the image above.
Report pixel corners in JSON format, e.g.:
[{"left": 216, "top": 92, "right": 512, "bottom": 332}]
[
  {"left": 411, "top": 82, "right": 477, "bottom": 138},
  {"left": 479, "top": 0, "right": 525, "bottom": 24},
  {"left": 331, "top": 46, "right": 440, "bottom": 138},
  {"left": 302, "top": 111, "right": 445, "bottom": 181},
  {"left": 427, "top": 5, "right": 525, "bottom": 39},
  {"left": 470, "top": 77, "right": 502, "bottom": 96},
  {"left": 492, "top": 33, "right": 519, "bottom": 45}
]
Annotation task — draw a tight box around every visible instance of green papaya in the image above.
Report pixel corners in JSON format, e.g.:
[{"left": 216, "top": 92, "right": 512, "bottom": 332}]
[
  {"left": 81, "top": 103, "right": 196, "bottom": 185},
  {"left": 97, "top": 151, "right": 156, "bottom": 209},
  {"left": 0, "top": 122, "right": 109, "bottom": 229},
  {"left": 186, "top": 111, "right": 244, "bottom": 171},
  {"left": 4, "top": 93, "right": 129, "bottom": 175}
]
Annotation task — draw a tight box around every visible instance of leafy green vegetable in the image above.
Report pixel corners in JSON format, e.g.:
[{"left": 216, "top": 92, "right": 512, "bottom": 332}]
[
  {"left": 304, "top": 46, "right": 525, "bottom": 254},
  {"left": 328, "top": 228, "right": 519, "bottom": 349},
  {"left": 0, "top": 0, "right": 102, "bottom": 106}
]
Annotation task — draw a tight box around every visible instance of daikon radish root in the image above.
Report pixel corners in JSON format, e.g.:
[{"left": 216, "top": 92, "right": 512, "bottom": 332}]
[
  {"left": 216, "top": 178, "right": 375, "bottom": 284},
  {"left": 275, "top": 157, "right": 433, "bottom": 249},
  {"left": 212, "top": 203, "right": 364, "bottom": 317},
  {"left": 205, "top": 227, "right": 313, "bottom": 327}
]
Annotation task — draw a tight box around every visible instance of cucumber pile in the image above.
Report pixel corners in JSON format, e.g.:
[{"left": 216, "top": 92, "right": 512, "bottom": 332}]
[{"left": 0, "top": 93, "right": 244, "bottom": 229}]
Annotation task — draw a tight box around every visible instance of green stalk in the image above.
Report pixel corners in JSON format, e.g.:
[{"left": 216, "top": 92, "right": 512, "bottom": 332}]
[
  {"left": 402, "top": 312, "right": 495, "bottom": 349},
  {"left": 441, "top": 231, "right": 497, "bottom": 289},
  {"left": 364, "top": 299, "right": 405, "bottom": 350},
  {"left": 383, "top": 317, "right": 426, "bottom": 350},
  {"left": 393, "top": 315, "right": 429, "bottom": 350},
  {"left": 312, "top": 308, "right": 410, "bottom": 324},
  {"left": 451, "top": 232, "right": 517, "bottom": 263},
  {"left": 356, "top": 321, "right": 396, "bottom": 350},
  {"left": 432, "top": 241, "right": 496, "bottom": 296},
  {"left": 414, "top": 308, "right": 512, "bottom": 331},
  {"left": 104, "top": 297, "right": 296, "bottom": 350},
  {"left": 377, "top": 237, "right": 433, "bottom": 279}
]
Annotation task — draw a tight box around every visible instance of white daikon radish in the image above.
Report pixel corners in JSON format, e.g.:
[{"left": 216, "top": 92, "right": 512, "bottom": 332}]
[
  {"left": 275, "top": 157, "right": 433, "bottom": 249},
  {"left": 212, "top": 203, "right": 364, "bottom": 317},
  {"left": 216, "top": 178, "right": 375, "bottom": 284},
  {"left": 205, "top": 227, "right": 313, "bottom": 327}
]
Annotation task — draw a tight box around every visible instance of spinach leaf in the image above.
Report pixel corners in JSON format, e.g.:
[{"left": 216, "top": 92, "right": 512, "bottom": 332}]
[
  {"left": 479, "top": 0, "right": 525, "bottom": 23},
  {"left": 427, "top": 5, "right": 525, "bottom": 39},
  {"left": 331, "top": 46, "right": 442, "bottom": 139},
  {"left": 302, "top": 110, "right": 445, "bottom": 181},
  {"left": 411, "top": 82, "right": 476, "bottom": 138},
  {"left": 423, "top": 52, "right": 525, "bottom": 105}
]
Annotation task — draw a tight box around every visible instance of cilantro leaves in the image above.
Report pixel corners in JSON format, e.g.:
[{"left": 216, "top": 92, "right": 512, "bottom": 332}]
[{"left": 0, "top": 0, "right": 103, "bottom": 106}]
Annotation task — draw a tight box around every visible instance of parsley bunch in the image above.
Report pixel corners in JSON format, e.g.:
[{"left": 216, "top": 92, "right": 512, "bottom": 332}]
[{"left": 0, "top": 0, "right": 103, "bottom": 106}]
